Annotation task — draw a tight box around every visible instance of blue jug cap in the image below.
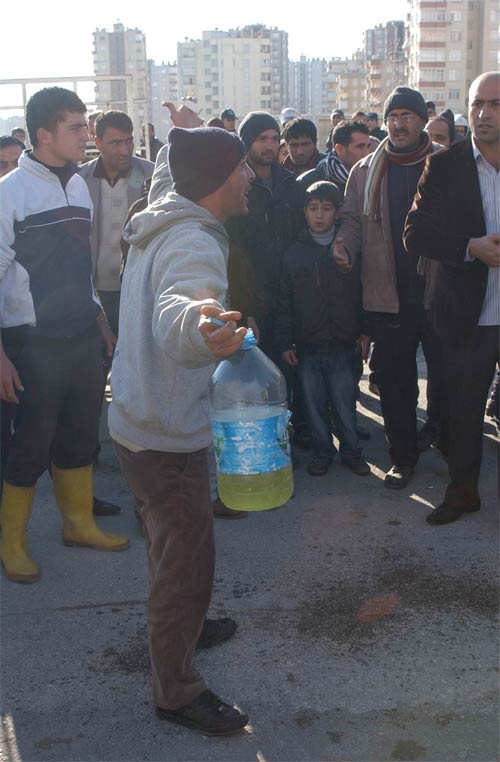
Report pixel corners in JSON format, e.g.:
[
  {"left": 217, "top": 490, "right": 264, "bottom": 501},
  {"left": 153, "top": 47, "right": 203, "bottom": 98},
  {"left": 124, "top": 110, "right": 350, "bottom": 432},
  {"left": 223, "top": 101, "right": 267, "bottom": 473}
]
[
  {"left": 241, "top": 328, "right": 257, "bottom": 350},
  {"left": 206, "top": 317, "right": 257, "bottom": 350}
]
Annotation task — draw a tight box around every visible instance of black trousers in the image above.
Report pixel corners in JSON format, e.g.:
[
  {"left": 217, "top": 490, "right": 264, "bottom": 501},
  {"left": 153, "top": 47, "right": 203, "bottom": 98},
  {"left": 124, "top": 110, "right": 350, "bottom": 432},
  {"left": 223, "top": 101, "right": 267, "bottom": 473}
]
[
  {"left": 3, "top": 331, "right": 103, "bottom": 487},
  {"left": 442, "top": 325, "right": 499, "bottom": 510},
  {"left": 368, "top": 304, "right": 445, "bottom": 468},
  {"left": 97, "top": 290, "right": 121, "bottom": 337}
]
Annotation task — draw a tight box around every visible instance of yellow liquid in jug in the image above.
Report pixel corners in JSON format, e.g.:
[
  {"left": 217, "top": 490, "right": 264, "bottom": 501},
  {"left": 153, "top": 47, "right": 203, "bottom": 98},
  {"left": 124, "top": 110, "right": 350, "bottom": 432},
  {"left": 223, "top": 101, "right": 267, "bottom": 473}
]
[{"left": 217, "top": 464, "right": 293, "bottom": 512}]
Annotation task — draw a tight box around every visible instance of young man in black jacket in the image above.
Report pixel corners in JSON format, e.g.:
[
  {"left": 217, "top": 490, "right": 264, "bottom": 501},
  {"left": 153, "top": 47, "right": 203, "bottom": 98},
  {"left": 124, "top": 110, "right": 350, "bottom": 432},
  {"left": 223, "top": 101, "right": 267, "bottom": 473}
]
[
  {"left": 275, "top": 181, "right": 370, "bottom": 477},
  {"left": 226, "top": 111, "right": 304, "bottom": 362}
]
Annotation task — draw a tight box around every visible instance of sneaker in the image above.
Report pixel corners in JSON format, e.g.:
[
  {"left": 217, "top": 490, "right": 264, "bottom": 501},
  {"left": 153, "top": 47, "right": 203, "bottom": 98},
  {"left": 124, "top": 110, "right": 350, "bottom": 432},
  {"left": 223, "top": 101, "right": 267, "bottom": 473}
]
[
  {"left": 384, "top": 465, "right": 414, "bottom": 489},
  {"left": 156, "top": 689, "right": 248, "bottom": 736},
  {"left": 307, "top": 458, "right": 331, "bottom": 476},
  {"left": 341, "top": 456, "right": 371, "bottom": 476},
  {"left": 196, "top": 618, "right": 237, "bottom": 650}
]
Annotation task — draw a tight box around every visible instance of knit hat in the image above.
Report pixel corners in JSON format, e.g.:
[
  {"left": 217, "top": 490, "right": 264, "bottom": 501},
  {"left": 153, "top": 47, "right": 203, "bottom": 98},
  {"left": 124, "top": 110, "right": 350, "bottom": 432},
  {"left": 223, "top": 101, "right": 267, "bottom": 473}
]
[
  {"left": 168, "top": 127, "right": 245, "bottom": 202},
  {"left": 238, "top": 111, "right": 281, "bottom": 151},
  {"left": 383, "top": 87, "right": 428, "bottom": 123}
]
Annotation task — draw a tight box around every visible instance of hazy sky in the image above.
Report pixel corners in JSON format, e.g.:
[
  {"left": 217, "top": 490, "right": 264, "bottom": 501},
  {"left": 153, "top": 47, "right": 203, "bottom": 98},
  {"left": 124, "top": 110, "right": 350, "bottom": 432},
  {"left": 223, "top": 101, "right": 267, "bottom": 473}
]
[{"left": 2, "top": 0, "right": 408, "bottom": 112}]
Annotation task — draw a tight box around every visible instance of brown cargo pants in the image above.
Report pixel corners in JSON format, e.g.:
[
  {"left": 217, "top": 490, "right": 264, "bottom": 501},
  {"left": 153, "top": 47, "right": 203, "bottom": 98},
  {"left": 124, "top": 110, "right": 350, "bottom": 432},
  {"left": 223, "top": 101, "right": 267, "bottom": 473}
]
[{"left": 115, "top": 444, "right": 214, "bottom": 710}]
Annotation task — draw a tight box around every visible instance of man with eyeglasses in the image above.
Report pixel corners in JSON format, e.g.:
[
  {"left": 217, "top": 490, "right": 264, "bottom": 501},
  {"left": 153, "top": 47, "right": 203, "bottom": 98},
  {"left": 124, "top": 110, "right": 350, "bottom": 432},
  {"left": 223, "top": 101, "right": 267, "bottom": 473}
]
[{"left": 334, "top": 86, "right": 444, "bottom": 490}]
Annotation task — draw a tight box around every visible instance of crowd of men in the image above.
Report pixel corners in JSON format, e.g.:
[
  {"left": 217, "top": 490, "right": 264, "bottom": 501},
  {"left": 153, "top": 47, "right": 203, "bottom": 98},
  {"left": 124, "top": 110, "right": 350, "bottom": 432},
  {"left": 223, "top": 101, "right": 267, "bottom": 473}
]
[{"left": 0, "top": 72, "right": 498, "bottom": 737}]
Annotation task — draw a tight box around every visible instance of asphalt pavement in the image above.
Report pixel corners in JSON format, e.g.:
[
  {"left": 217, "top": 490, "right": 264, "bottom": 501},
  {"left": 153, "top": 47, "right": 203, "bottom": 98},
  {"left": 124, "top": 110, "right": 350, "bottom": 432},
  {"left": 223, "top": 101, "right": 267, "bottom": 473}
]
[{"left": 1, "top": 365, "right": 498, "bottom": 762}]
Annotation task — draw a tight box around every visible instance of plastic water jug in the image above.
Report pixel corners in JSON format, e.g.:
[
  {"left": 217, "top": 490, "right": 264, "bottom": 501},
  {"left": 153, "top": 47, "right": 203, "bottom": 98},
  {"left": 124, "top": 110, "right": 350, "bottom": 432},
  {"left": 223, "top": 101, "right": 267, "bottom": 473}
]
[{"left": 209, "top": 329, "right": 293, "bottom": 511}]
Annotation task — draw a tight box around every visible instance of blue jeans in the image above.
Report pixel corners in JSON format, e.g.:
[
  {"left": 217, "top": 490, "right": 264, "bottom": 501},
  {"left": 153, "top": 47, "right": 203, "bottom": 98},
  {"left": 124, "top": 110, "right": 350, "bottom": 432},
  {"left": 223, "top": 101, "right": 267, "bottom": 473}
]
[{"left": 298, "top": 345, "right": 360, "bottom": 462}]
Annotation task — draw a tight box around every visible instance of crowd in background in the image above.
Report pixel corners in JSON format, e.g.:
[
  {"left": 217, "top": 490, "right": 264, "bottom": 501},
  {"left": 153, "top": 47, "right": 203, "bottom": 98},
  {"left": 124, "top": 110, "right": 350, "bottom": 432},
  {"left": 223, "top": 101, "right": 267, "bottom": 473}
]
[{"left": 0, "top": 73, "right": 498, "bottom": 736}]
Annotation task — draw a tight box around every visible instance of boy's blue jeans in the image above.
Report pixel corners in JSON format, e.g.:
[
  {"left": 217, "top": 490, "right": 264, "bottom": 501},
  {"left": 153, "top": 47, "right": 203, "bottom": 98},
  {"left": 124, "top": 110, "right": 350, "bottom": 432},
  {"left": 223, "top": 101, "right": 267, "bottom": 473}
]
[{"left": 298, "top": 344, "right": 361, "bottom": 462}]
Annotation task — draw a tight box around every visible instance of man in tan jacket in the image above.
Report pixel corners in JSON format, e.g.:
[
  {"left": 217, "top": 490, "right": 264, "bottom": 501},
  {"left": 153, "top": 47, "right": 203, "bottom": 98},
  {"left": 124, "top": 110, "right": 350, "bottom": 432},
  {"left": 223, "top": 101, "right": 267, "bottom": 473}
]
[{"left": 334, "top": 86, "right": 443, "bottom": 489}]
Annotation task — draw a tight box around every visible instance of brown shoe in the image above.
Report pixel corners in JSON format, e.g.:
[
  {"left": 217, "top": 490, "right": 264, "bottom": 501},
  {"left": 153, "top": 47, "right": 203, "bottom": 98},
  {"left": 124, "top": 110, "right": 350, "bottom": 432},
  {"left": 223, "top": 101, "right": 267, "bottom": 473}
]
[{"left": 213, "top": 498, "right": 247, "bottom": 519}]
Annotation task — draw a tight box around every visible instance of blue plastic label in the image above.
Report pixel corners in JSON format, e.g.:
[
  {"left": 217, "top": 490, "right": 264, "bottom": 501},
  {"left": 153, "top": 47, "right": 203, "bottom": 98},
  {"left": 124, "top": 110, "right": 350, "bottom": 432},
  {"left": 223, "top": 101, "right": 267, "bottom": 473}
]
[{"left": 212, "top": 411, "right": 291, "bottom": 475}]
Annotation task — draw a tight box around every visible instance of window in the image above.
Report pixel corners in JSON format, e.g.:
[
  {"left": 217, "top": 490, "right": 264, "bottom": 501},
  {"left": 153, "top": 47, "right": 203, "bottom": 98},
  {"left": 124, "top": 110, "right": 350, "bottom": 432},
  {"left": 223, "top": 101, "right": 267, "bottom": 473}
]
[
  {"left": 448, "top": 89, "right": 460, "bottom": 100},
  {"left": 421, "top": 68, "right": 446, "bottom": 82},
  {"left": 448, "top": 69, "right": 457, "bottom": 81},
  {"left": 419, "top": 48, "right": 446, "bottom": 62},
  {"left": 421, "top": 9, "right": 447, "bottom": 22},
  {"left": 449, "top": 32, "right": 462, "bottom": 42},
  {"left": 449, "top": 50, "right": 462, "bottom": 61},
  {"left": 450, "top": 11, "right": 462, "bottom": 22},
  {"left": 420, "top": 29, "right": 447, "bottom": 42}
]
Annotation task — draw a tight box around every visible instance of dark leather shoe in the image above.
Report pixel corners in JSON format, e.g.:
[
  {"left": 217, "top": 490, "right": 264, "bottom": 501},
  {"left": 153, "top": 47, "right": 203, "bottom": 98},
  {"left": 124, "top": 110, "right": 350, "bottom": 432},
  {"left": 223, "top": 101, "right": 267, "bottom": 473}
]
[
  {"left": 196, "top": 618, "right": 237, "bottom": 650},
  {"left": 426, "top": 502, "right": 480, "bottom": 525},
  {"left": 341, "top": 456, "right": 371, "bottom": 476},
  {"left": 93, "top": 496, "right": 121, "bottom": 516},
  {"left": 213, "top": 498, "right": 247, "bottom": 519},
  {"left": 156, "top": 690, "right": 249, "bottom": 736},
  {"left": 384, "top": 465, "right": 414, "bottom": 489},
  {"left": 307, "top": 458, "right": 330, "bottom": 476}
]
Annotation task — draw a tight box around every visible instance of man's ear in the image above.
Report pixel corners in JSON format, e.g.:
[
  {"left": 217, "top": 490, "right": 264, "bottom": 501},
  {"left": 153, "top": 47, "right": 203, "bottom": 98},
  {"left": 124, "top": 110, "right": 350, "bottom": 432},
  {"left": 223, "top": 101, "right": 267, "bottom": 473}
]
[
  {"left": 36, "top": 127, "right": 53, "bottom": 148},
  {"left": 334, "top": 143, "right": 345, "bottom": 161}
]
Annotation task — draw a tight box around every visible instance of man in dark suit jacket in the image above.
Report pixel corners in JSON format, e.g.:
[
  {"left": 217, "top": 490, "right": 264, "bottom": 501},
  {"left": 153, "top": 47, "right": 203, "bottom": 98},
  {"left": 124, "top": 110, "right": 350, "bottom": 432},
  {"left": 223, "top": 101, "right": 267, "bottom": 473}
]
[{"left": 404, "top": 71, "right": 500, "bottom": 525}]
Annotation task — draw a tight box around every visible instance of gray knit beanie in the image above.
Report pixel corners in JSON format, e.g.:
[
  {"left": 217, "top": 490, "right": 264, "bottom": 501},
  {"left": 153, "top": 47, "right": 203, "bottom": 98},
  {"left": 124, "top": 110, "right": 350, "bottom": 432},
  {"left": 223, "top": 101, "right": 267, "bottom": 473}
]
[
  {"left": 383, "top": 87, "right": 428, "bottom": 123},
  {"left": 238, "top": 112, "right": 281, "bottom": 151}
]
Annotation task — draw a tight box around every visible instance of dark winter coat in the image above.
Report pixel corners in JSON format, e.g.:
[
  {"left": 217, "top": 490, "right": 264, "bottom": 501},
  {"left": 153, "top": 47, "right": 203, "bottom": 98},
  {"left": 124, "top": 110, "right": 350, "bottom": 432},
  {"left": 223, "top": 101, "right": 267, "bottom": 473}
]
[
  {"left": 274, "top": 228, "right": 362, "bottom": 354},
  {"left": 226, "top": 162, "right": 305, "bottom": 323}
]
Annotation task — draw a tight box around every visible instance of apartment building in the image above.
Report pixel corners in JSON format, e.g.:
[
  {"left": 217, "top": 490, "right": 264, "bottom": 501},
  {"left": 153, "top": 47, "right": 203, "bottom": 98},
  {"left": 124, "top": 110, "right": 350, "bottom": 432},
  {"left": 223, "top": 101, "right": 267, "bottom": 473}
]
[
  {"left": 365, "top": 21, "right": 406, "bottom": 111},
  {"left": 288, "top": 57, "right": 328, "bottom": 120},
  {"left": 177, "top": 25, "right": 288, "bottom": 120},
  {"left": 148, "top": 60, "right": 178, "bottom": 142},
  {"left": 93, "top": 23, "right": 148, "bottom": 139},
  {"left": 482, "top": 0, "right": 500, "bottom": 72},
  {"left": 336, "top": 51, "right": 367, "bottom": 115},
  {"left": 407, "top": 0, "right": 498, "bottom": 114}
]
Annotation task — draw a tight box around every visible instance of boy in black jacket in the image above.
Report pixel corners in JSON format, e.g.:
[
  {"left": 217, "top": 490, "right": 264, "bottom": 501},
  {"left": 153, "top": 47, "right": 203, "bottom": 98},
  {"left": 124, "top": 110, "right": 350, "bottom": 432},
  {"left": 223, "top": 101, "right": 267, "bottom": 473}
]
[{"left": 275, "top": 181, "right": 370, "bottom": 477}]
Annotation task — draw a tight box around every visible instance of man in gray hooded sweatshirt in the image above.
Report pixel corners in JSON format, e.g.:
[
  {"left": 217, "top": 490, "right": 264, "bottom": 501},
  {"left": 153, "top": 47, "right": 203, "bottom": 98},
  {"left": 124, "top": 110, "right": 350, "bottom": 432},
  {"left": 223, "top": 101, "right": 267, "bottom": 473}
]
[{"left": 109, "top": 127, "right": 254, "bottom": 735}]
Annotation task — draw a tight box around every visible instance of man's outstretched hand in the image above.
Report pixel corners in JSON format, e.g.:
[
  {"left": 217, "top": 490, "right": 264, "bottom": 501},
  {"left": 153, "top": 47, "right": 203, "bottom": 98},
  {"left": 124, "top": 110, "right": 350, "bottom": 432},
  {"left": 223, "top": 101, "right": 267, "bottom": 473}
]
[
  {"left": 199, "top": 305, "right": 247, "bottom": 358},
  {"left": 162, "top": 98, "right": 203, "bottom": 129}
]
